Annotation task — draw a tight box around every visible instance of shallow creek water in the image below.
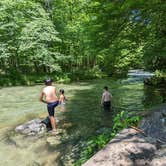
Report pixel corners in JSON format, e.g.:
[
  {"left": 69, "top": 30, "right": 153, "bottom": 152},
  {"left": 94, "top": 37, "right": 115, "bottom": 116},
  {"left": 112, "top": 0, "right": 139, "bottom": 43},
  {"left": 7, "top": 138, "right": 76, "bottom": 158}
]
[{"left": 0, "top": 78, "right": 165, "bottom": 166}]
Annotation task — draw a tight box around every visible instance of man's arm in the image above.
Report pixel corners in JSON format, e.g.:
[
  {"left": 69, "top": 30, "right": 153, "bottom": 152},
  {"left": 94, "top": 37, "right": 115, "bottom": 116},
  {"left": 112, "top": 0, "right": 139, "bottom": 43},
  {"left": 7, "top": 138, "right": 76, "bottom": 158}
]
[
  {"left": 110, "top": 93, "right": 113, "bottom": 100},
  {"left": 101, "top": 94, "right": 104, "bottom": 105},
  {"left": 40, "top": 92, "right": 47, "bottom": 103},
  {"left": 109, "top": 93, "right": 112, "bottom": 100}
]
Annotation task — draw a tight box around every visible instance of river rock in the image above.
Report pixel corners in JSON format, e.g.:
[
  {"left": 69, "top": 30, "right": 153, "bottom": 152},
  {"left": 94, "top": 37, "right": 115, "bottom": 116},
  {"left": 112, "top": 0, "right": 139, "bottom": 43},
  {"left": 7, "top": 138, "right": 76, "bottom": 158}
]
[
  {"left": 139, "top": 104, "right": 166, "bottom": 142},
  {"left": 47, "top": 136, "right": 61, "bottom": 147},
  {"left": 150, "top": 147, "right": 166, "bottom": 165},
  {"left": 15, "top": 119, "right": 47, "bottom": 136},
  {"left": 83, "top": 128, "right": 156, "bottom": 166}
]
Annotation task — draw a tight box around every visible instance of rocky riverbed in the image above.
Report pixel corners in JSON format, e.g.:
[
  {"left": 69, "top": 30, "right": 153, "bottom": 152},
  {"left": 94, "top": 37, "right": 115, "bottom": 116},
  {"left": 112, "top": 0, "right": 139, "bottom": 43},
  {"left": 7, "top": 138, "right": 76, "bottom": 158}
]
[{"left": 83, "top": 104, "right": 166, "bottom": 166}]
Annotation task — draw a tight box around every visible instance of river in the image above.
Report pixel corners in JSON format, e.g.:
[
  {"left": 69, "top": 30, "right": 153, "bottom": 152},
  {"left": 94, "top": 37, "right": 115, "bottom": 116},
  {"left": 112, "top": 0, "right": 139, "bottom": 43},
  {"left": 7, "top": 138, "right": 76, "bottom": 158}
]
[{"left": 0, "top": 77, "right": 165, "bottom": 165}]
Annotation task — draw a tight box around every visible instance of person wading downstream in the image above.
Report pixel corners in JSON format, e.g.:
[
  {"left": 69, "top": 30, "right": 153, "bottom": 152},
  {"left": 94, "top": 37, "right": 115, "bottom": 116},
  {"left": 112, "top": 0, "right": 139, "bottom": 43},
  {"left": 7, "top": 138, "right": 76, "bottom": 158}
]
[{"left": 101, "top": 86, "right": 112, "bottom": 112}]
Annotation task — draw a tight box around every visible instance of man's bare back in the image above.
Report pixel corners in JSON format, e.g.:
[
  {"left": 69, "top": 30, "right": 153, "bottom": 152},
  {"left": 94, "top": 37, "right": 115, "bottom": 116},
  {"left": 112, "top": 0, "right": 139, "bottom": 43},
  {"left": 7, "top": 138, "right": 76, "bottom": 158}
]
[
  {"left": 102, "top": 91, "right": 111, "bottom": 102},
  {"left": 42, "top": 86, "right": 58, "bottom": 103},
  {"left": 101, "top": 86, "right": 112, "bottom": 112}
]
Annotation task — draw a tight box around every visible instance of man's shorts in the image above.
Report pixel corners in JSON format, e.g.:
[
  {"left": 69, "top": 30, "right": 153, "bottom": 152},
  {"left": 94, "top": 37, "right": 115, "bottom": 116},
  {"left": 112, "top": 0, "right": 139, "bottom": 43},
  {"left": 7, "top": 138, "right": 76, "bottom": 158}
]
[
  {"left": 103, "top": 101, "right": 111, "bottom": 112},
  {"left": 47, "top": 101, "right": 59, "bottom": 117}
]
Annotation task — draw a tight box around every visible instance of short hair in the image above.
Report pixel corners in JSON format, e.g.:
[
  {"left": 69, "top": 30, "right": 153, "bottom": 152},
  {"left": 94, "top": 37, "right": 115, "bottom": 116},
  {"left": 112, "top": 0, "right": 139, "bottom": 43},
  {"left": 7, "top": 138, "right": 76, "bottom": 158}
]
[
  {"left": 44, "top": 78, "right": 53, "bottom": 85},
  {"left": 59, "top": 89, "right": 64, "bottom": 94},
  {"left": 104, "top": 86, "right": 108, "bottom": 90}
]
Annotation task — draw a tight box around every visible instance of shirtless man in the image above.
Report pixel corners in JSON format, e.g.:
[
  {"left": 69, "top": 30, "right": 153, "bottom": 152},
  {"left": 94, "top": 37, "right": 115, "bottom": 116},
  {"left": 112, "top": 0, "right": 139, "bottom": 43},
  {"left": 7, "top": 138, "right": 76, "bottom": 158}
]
[
  {"left": 40, "top": 78, "right": 59, "bottom": 132},
  {"left": 101, "top": 86, "right": 112, "bottom": 112}
]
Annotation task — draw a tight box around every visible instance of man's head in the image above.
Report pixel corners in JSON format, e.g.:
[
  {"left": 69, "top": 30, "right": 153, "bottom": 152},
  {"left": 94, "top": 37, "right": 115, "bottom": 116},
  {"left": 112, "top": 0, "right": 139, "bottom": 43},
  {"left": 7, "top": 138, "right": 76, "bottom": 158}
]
[
  {"left": 44, "top": 78, "right": 53, "bottom": 86},
  {"left": 104, "top": 86, "right": 108, "bottom": 91}
]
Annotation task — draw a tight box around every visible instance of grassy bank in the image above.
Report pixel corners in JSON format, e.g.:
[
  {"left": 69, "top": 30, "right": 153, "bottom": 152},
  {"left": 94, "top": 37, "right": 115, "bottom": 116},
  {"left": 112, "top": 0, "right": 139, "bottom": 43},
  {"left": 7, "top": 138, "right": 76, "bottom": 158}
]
[
  {"left": 144, "top": 70, "right": 166, "bottom": 87},
  {"left": 0, "top": 68, "right": 105, "bottom": 86}
]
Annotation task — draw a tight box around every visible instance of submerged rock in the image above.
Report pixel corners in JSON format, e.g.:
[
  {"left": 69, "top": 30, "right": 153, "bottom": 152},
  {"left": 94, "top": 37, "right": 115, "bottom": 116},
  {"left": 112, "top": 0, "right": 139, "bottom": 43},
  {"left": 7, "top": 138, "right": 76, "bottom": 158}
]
[
  {"left": 47, "top": 136, "right": 61, "bottom": 147},
  {"left": 15, "top": 119, "right": 47, "bottom": 136}
]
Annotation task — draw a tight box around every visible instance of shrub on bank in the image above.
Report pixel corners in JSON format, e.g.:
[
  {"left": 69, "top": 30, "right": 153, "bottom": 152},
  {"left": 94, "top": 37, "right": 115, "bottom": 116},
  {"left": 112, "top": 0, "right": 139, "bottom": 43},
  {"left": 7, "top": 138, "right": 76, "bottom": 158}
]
[{"left": 144, "top": 70, "right": 166, "bottom": 86}]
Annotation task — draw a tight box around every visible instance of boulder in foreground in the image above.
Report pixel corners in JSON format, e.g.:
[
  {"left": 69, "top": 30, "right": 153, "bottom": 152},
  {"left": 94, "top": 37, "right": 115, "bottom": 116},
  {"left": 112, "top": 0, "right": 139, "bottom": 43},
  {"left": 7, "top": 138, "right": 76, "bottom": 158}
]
[{"left": 83, "top": 128, "right": 156, "bottom": 166}]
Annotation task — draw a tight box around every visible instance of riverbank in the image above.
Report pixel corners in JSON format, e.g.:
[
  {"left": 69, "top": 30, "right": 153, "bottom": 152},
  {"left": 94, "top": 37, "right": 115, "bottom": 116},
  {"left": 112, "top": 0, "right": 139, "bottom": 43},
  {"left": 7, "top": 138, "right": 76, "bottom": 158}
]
[
  {"left": 0, "top": 68, "right": 104, "bottom": 86},
  {"left": 83, "top": 103, "right": 166, "bottom": 166},
  {"left": 144, "top": 70, "right": 166, "bottom": 87}
]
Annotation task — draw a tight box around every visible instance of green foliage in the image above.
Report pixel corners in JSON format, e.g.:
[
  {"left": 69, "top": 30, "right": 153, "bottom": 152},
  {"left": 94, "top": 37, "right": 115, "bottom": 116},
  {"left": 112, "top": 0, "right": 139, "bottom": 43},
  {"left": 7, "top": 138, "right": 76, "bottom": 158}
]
[
  {"left": 70, "top": 65, "right": 104, "bottom": 81},
  {"left": 144, "top": 70, "right": 166, "bottom": 86},
  {"left": 143, "top": 1, "right": 166, "bottom": 71},
  {"left": 113, "top": 111, "right": 141, "bottom": 132},
  {"left": 155, "top": 70, "right": 166, "bottom": 78},
  {"left": 0, "top": 0, "right": 62, "bottom": 74},
  {"left": 0, "top": 0, "right": 165, "bottom": 84},
  {"left": 19, "top": 18, "right": 62, "bottom": 72}
]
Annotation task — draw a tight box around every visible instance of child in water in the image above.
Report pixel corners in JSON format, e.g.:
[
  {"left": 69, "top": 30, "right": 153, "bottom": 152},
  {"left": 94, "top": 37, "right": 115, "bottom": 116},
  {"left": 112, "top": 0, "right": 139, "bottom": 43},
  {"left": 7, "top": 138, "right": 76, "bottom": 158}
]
[
  {"left": 59, "top": 89, "right": 67, "bottom": 111},
  {"left": 59, "top": 89, "right": 66, "bottom": 104}
]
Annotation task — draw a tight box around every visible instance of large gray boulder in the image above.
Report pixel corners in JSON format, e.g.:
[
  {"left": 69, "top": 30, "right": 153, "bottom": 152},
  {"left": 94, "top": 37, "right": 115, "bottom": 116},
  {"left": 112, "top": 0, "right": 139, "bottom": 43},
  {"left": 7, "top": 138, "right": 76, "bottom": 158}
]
[
  {"left": 83, "top": 128, "right": 156, "bottom": 166},
  {"left": 15, "top": 119, "right": 47, "bottom": 136}
]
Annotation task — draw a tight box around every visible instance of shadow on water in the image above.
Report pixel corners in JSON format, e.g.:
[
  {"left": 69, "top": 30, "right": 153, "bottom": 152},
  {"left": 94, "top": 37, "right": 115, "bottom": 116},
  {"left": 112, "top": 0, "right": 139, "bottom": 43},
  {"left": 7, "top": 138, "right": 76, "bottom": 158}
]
[
  {"left": 55, "top": 79, "right": 116, "bottom": 165},
  {"left": 61, "top": 79, "right": 117, "bottom": 139}
]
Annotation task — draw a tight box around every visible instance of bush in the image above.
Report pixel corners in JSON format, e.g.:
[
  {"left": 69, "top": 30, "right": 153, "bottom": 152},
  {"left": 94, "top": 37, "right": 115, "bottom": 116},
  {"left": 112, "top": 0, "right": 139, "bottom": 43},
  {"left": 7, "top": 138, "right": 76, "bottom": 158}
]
[
  {"left": 70, "top": 66, "right": 104, "bottom": 81},
  {"left": 0, "top": 66, "right": 105, "bottom": 86},
  {"left": 144, "top": 70, "right": 166, "bottom": 86}
]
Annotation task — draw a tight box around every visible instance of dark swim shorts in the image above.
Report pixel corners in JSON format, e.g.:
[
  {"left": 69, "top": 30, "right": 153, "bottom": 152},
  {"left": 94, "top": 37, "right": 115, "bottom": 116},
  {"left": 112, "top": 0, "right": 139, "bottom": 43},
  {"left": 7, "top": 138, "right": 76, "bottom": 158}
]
[
  {"left": 47, "top": 101, "right": 59, "bottom": 117},
  {"left": 103, "top": 101, "right": 111, "bottom": 112}
]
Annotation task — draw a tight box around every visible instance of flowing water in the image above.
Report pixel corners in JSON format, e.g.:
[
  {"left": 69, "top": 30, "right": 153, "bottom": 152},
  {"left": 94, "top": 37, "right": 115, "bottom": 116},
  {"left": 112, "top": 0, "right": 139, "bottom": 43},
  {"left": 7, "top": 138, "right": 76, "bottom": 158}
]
[{"left": 0, "top": 77, "right": 165, "bottom": 166}]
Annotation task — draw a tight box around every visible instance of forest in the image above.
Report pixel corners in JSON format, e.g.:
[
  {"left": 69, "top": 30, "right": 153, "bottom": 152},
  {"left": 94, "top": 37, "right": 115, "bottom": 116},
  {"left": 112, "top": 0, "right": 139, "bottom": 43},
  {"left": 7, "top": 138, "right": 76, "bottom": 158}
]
[{"left": 0, "top": 0, "right": 165, "bottom": 85}]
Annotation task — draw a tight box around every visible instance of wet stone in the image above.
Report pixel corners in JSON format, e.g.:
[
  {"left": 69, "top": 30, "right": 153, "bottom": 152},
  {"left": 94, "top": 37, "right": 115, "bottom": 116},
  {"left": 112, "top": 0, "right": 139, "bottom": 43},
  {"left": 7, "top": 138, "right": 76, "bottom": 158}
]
[
  {"left": 47, "top": 136, "right": 62, "bottom": 147},
  {"left": 15, "top": 119, "right": 47, "bottom": 136}
]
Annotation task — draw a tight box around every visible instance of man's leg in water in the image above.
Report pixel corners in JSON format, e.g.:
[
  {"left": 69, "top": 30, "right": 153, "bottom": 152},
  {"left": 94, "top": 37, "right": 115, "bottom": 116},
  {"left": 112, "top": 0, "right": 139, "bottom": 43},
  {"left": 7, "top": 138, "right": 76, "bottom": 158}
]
[
  {"left": 47, "top": 101, "right": 59, "bottom": 131},
  {"left": 49, "top": 116, "right": 56, "bottom": 130},
  {"left": 47, "top": 103, "right": 56, "bottom": 131}
]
